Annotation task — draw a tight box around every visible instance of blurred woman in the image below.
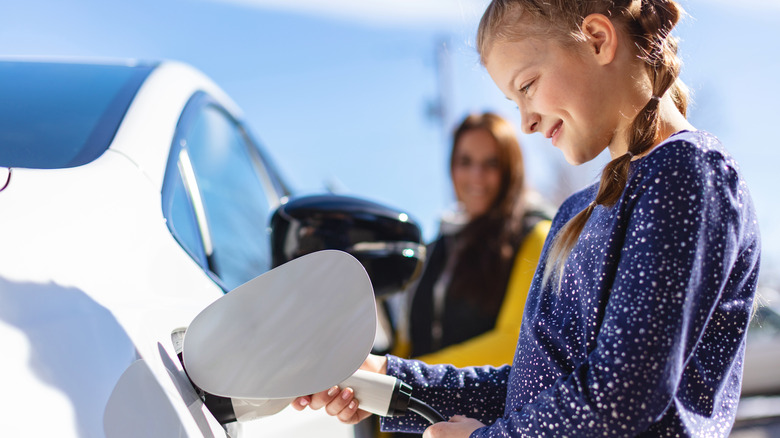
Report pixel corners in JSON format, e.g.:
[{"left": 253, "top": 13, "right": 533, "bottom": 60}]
[{"left": 396, "top": 111, "right": 553, "bottom": 368}]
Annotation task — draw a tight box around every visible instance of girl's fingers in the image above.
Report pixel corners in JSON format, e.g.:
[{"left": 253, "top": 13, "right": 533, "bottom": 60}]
[
  {"left": 307, "top": 386, "right": 341, "bottom": 410},
  {"left": 423, "top": 415, "right": 484, "bottom": 438},
  {"left": 292, "top": 395, "right": 311, "bottom": 411},
  {"left": 325, "top": 387, "right": 355, "bottom": 417},
  {"left": 293, "top": 385, "right": 373, "bottom": 425},
  {"left": 336, "top": 398, "right": 361, "bottom": 424}
]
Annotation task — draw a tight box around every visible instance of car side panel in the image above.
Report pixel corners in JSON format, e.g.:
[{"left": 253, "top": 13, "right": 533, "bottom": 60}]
[{"left": 0, "top": 153, "right": 225, "bottom": 437}]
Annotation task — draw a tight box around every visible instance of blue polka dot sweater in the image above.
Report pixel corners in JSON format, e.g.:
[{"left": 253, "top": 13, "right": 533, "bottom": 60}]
[{"left": 381, "top": 131, "right": 761, "bottom": 437}]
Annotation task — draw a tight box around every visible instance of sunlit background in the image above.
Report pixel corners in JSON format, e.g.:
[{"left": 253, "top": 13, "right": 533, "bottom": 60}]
[{"left": 3, "top": 0, "right": 778, "bottom": 287}]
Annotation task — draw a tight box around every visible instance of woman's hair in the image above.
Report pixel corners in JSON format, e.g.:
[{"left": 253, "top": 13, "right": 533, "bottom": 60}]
[
  {"left": 476, "top": 0, "right": 689, "bottom": 288},
  {"left": 448, "top": 112, "right": 527, "bottom": 313}
]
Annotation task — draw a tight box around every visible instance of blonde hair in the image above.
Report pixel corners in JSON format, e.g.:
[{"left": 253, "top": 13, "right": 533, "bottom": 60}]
[{"left": 477, "top": 0, "right": 689, "bottom": 288}]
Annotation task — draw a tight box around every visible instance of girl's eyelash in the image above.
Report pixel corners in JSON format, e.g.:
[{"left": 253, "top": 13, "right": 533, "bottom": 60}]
[{"left": 520, "top": 80, "right": 535, "bottom": 94}]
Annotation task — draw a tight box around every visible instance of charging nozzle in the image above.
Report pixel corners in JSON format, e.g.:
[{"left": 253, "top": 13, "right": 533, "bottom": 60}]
[
  {"left": 188, "top": 366, "right": 446, "bottom": 426},
  {"left": 338, "top": 370, "right": 445, "bottom": 423},
  {"left": 339, "top": 370, "right": 405, "bottom": 417}
]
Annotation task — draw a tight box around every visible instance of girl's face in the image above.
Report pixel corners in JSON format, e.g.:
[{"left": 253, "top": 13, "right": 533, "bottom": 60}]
[
  {"left": 451, "top": 128, "right": 503, "bottom": 218},
  {"left": 484, "top": 36, "right": 626, "bottom": 165}
]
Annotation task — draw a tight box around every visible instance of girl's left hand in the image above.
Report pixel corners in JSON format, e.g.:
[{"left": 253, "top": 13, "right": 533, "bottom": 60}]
[{"left": 423, "top": 415, "right": 484, "bottom": 438}]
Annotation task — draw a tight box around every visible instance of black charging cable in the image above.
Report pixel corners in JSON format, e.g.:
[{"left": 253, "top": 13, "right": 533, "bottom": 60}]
[{"left": 408, "top": 397, "right": 446, "bottom": 423}]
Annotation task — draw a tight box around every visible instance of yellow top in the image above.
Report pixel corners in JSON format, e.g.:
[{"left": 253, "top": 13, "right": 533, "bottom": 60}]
[{"left": 394, "top": 220, "right": 551, "bottom": 367}]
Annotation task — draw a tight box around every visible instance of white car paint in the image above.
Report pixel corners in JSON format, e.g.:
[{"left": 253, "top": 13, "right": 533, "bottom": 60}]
[{"left": 0, "top": 59, "right": 354, "bottom": 438}]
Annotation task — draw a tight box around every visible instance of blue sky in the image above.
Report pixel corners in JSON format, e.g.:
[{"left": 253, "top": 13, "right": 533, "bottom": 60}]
[{"left": 3, "top": 0, "right": 779, "bottom": 283}]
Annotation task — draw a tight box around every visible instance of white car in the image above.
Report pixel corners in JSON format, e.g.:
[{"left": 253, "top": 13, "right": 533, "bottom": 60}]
[{"left": 0, "top": 58, "right": 423, "bottom": 438}]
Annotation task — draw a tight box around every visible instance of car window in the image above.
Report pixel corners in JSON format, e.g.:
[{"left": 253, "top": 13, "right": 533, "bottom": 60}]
[
  {"left": 0, "top": 61, "right": 154, "bottom": 169},
  {"left": 163, "top": 92, "right": 285, "bottom": 291},
  {"left": 162, "top": 158, "right": 209, "bottom": 269}
]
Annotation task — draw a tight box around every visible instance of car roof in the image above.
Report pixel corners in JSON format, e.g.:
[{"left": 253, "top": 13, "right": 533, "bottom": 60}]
[
  {"left": 0, "top": 57, "right": 244, "bottom": 190},
  {"left": 0, "top": 59, "right": 156, "bottom": 169}
]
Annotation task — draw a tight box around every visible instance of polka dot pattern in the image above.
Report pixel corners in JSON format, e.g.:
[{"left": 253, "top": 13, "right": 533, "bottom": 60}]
[{"left": 381, "top": 131, "right": 760, "bottom": 437}]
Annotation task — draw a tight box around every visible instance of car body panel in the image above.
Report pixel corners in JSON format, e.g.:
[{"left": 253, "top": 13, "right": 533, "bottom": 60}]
[
  {"left": 0, "top": 153, "right": 222, "bottom": 436},
  {"left": 0, "top": 58, "right": 353, "bottom": 437}
]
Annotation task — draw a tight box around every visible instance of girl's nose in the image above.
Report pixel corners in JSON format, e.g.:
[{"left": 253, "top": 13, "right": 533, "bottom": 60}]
[
  {"left": 523, "top": 121, "right": 538, "bottom": 134},
  {"left": 519, "top": 104, "right": 540, "bottom": 134}
]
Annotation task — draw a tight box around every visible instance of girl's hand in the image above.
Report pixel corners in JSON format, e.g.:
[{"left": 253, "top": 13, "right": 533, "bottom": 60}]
[
  {"left": 423, "top": 415, "right": 484, "bottom": 438},
  {"left": 292, "top": 385, "right": 370, "bottom": 424},
  {"left": 291, "top": 354, "right": 388, "bottom": 424}
]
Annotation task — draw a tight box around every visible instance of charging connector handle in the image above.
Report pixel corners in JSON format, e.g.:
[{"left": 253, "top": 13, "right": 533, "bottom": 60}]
[
  {"left": 388, "top": 377, "right": 412, "bottom": 416},
  {"left": 340, "top": 370, "right": 446, "bottom": 424},
  {"left": 339, "top": 370, "right": 402, "bottom": 417}
]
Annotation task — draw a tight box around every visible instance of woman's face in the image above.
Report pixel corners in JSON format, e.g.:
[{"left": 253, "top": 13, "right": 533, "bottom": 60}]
[
  {"left": 484, "top": 36, "right": 625, "bottom": 165},
  {"left": 452, "top": 128, "right": 503, "bottom": 218}
]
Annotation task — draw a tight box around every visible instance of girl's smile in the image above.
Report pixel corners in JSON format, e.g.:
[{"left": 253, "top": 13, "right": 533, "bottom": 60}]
[{"left": 547, "top": 120, "right": 563, "bottom": 146}]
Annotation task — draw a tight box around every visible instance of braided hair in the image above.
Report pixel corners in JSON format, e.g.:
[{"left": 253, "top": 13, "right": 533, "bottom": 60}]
[{"left": 476, "top": 0, "right": 690, "bottom": 288}]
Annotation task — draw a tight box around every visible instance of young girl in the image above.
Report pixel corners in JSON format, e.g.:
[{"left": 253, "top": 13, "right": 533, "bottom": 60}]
[{"left": 294, "top": 1, "right": 761, "bottom": 436}]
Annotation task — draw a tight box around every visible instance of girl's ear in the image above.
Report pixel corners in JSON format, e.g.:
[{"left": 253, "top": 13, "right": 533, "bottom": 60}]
[{"left": 581, "top": 13, "right": 618, "bottom": 65}]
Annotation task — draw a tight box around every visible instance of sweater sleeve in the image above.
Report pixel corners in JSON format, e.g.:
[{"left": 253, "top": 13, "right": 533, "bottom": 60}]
[
  {"left": 414, "top": 221, "right": 552, "bottom": 367},
  {"left": 473, "top": 142, "right": 758, "bottom": 436},
  {"left": 380, "top": 355, "right": 510, "bottom": 434}
]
